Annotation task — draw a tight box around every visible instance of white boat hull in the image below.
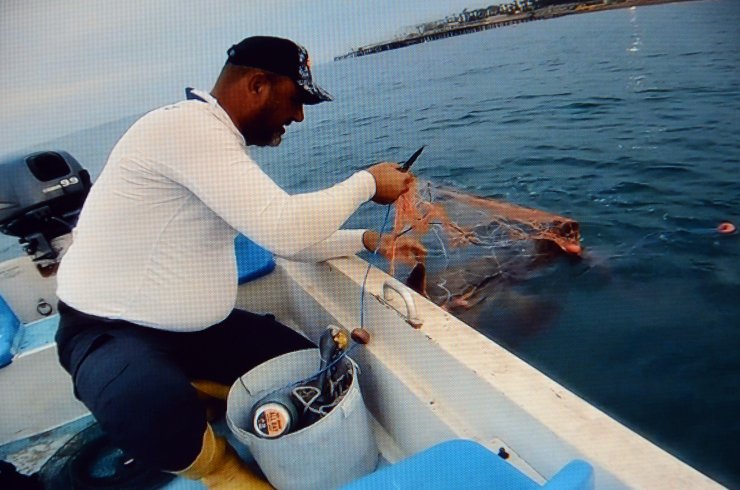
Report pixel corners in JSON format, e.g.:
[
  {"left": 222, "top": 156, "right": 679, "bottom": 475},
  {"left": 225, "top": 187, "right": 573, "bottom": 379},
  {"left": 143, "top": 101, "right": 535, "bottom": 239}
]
[{"left": 0, "top": 252, "right": 722, "bottom": 488}]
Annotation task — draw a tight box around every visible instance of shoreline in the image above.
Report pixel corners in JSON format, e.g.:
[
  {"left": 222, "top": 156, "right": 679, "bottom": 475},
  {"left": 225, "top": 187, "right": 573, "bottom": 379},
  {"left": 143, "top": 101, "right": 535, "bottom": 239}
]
[{"left": 334, "top": 0, "right": 699, "bottom": 61}]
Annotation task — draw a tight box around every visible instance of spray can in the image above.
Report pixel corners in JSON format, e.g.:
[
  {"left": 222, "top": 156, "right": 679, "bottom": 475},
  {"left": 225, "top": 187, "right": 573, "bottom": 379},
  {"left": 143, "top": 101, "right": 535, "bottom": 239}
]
[{"left": 250, "top": 391, "right": 299, "bottom": 439}]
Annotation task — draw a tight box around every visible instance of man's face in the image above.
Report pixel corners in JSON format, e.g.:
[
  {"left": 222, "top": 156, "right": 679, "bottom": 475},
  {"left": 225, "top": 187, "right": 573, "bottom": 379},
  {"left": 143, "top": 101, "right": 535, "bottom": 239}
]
[{"left": 244, "top": 76, "right": 305, "bottom": 147}]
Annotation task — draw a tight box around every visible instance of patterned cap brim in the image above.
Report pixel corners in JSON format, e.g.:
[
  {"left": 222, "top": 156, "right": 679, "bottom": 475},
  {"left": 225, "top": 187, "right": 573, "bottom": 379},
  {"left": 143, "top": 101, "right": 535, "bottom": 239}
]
[{"left": 297, "top": 79, "right": 333, "bottom": 105}]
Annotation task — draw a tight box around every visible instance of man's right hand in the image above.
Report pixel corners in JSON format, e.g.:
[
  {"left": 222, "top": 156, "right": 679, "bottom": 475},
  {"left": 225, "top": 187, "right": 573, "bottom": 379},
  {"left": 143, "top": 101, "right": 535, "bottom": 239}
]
[{"left": 367, "top": 162, "right": 413, "bottom": 204}]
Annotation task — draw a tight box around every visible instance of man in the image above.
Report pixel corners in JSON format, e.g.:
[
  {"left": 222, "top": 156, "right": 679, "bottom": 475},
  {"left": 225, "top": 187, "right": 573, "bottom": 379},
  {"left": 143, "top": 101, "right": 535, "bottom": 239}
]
[{"left": 55, "top": 36, "right": 425, "bottom": 488}]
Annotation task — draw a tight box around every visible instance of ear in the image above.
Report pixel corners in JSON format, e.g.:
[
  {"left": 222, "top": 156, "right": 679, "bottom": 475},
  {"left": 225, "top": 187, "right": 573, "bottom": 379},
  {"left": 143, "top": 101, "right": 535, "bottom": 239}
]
[{"left": 244, "top": 71, "right": 272, "bottom": 100}]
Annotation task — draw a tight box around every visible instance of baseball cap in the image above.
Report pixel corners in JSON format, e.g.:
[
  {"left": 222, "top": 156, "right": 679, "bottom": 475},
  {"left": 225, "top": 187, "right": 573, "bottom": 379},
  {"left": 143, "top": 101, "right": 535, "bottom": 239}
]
[{"left": 227, "top": 36, "right": 333, "bottom": 105}]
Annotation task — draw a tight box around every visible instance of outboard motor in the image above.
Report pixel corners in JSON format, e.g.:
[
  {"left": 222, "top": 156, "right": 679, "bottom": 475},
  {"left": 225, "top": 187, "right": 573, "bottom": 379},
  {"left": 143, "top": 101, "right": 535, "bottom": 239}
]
[{"left": 0, "top": 151, "right": 91, "bottom": 265}]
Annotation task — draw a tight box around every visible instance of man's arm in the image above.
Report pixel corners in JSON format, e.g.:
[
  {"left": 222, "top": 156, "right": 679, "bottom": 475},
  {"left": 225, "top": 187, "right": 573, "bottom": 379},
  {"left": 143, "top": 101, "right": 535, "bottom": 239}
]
[
  {"left": 286, "top": 229, "right": 427, "bottom": 264},
  {"left": 156, "top": 116, "right": 375, "bottom": 258},
  {"left": 285, "top": 229, "right": 366, "bottom": 262}
]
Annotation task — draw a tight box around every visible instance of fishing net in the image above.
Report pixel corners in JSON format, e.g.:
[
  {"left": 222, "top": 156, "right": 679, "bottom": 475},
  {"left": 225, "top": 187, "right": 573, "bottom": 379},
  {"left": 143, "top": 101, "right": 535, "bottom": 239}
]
[{"left": 387, "top": 179, "right": 582, "bottom": 315}]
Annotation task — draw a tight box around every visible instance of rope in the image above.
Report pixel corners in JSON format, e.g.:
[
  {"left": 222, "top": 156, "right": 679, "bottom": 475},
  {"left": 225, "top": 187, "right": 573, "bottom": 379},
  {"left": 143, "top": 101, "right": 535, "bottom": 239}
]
[
  {"left": 360, "top": 204, "right": 393, "bottom": 329},
  {"left": 238, "top": 203, "right": 395, "bottom": 416}
]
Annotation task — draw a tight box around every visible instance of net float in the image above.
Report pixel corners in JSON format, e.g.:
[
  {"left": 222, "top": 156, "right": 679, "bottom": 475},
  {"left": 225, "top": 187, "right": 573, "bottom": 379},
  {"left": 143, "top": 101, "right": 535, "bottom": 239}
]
[{"left": 717, "top": 222, "right": 736, "bottom": 235}]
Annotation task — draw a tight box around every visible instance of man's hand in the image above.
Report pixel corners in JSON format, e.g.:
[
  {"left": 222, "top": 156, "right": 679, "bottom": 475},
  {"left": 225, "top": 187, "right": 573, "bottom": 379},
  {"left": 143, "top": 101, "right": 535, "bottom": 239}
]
[
  {"left": 366, "top": 162, "right": 413, "bottom": 204},
  {"left": 363, "top": 230, "right": 426, "bottom": 266}
]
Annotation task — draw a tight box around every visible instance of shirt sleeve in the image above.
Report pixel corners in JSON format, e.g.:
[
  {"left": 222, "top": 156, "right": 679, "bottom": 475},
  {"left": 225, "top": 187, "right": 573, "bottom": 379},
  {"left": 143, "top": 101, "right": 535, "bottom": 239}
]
[
  {"left": 287, "top": 228, "right": 368, "bottom": 262},
  {"left": 154, "top": 108, "right": 376, "bottom": 258}
]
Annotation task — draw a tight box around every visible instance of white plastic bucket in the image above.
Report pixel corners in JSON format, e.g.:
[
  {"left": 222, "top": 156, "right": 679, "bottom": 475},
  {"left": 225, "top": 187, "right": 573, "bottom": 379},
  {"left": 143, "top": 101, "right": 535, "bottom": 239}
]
[{"left": 226, "top": 348, "right": 379, "bottom": 490}]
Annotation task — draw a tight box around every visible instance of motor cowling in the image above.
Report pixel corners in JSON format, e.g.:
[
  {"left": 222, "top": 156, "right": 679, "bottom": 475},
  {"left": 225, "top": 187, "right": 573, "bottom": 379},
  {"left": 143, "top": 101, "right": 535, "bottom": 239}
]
[{"left": 0, "top": 151, "right": 91, "bottom": 262}]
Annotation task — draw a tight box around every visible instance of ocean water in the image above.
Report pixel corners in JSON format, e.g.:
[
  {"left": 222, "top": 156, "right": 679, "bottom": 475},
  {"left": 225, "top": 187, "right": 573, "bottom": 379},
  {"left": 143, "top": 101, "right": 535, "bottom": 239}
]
[{"left": 3, "top": 0, "right": 739, "bottom": 486}]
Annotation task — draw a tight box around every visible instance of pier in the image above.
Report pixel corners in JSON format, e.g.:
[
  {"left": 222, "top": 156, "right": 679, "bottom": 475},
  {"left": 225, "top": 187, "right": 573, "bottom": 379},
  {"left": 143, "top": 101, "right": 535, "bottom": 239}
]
[
  {"left": 334, "top": 13, "right": 534, "bottom": 61},
  {"left": 333, "top": 0, "right": 699, "bottom": 61}
]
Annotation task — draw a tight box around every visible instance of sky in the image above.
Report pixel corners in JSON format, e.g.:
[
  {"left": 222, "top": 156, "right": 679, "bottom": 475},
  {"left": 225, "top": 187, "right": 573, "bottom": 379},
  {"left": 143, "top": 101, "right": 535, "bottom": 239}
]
[{"left": 1, "top": 0, "right": 494, "bottom": 153}]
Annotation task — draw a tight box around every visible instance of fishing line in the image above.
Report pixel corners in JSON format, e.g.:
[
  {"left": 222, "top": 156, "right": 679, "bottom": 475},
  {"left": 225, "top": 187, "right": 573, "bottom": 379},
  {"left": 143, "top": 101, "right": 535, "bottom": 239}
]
[
  {"left": 360, "top": 204, "right": 393, "bottom": 330},
  {"left": 616, "top": 223, "right": 737, "bottom": 258},
  {"left": 238, "top": 201, "right": 393, "bottom": 406},
  {"left": 573, "top": 222, "right": 736, "bottom": 278}
]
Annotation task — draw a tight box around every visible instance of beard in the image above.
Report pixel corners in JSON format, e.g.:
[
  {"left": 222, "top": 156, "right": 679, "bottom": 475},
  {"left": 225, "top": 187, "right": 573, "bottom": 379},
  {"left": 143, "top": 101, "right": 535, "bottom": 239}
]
[
  {"left": 242, "top": 124, "right": 282, "bottom": 147},
  {"left": 267, "top": 133, "right": 282, "bottom": 147},
  {"left": 242, "top": 109, "right": 285, "bottom": 147}
]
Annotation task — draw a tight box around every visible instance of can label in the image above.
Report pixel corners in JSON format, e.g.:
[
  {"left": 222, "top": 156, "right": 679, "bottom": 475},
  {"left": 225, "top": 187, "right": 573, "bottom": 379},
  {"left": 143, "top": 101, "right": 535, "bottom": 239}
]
[{"left": 253, "top": 403, "right": 291, "bottom": 438}]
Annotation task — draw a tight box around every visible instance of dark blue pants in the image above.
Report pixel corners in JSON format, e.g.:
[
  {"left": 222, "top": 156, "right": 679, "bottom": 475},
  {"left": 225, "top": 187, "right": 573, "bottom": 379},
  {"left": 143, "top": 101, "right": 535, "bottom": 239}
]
[{"left": 55, "top": 301, "right": 314, "bottom": 471}]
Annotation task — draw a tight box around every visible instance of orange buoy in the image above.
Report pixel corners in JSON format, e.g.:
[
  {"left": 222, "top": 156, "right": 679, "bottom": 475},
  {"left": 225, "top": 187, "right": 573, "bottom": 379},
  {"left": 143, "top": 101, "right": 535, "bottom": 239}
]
[
  {"left": 351, "top": 328, "right": 371, "bottom": 345},
  {"left": 563, "top": 243, "right": 582, "bottom": 255},
  {"left": 717, "top": 222, "right": 736, "bottom": 235}
]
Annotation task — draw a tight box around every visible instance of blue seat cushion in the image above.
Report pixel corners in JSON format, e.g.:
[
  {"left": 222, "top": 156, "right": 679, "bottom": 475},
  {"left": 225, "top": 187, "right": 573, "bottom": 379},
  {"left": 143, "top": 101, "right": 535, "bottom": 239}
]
[
  {"left": 0, "top": 295, "right": 21, "bottom": 368},
  {"left": 235, "top": 234, "right": 275, "bottom": 284},
  {"left": 342, "top": 439, "right": 593, "bottom": 490}
]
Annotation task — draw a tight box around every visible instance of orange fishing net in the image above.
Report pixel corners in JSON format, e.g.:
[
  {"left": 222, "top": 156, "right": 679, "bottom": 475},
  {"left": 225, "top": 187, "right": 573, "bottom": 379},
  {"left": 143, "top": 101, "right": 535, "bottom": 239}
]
[{"left": 388, "top": 179, "right": 582, "bottom": 312}]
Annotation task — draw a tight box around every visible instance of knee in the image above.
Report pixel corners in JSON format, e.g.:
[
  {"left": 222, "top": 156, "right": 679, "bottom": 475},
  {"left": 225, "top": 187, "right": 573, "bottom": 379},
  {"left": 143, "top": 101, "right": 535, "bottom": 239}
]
[{"left": 93, "top": 369, "right": 207, "bottom": 471}]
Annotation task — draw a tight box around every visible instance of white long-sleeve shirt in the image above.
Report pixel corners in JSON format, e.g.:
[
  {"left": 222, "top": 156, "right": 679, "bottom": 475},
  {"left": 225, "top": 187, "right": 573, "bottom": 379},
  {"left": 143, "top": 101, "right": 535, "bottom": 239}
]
[{"left": 57, "top": 89, "right": 376, "bottom": 331}]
